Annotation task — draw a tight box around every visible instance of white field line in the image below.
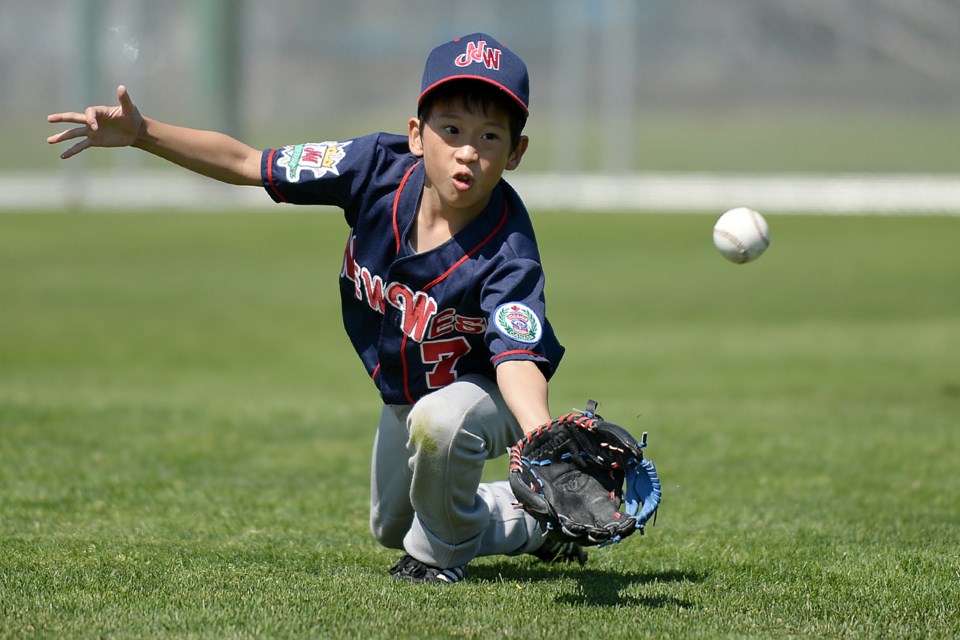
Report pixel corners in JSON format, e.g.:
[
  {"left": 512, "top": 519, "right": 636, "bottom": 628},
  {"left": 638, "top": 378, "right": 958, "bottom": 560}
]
[{"left": 2, "top": 171, "right": 960, "bottom": 215}]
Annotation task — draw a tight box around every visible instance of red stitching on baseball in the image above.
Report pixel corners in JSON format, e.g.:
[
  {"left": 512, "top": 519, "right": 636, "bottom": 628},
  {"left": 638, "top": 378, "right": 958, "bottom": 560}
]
[
  {"left": 714, "top": 228, "right": 748, "bottom": 261},
  {"left": 750, "top": 211, "right": 770, "bottom": 248}
]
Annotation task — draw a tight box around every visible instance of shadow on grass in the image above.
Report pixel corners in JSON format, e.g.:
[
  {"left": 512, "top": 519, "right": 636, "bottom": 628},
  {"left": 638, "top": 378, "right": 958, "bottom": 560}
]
[{"left": 471, "top": 562, "right": 703, "bottom": 609}]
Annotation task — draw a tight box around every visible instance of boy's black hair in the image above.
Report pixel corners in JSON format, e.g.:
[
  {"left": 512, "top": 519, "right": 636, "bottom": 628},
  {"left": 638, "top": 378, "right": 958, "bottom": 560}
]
[{"left": 417, "top": 80, "right": 528, "bottom": 152}]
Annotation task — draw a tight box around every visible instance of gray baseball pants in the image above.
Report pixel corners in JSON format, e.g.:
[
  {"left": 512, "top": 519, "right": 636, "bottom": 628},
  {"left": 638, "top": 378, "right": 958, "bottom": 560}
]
[{"left": 369, "top": 374, "right": 546, "bottom": 568}]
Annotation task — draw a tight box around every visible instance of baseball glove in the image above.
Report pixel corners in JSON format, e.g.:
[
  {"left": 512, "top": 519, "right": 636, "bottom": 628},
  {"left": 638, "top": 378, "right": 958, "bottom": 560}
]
[{"left": 509, "top": 400, "right": 661, "bottom": 547}]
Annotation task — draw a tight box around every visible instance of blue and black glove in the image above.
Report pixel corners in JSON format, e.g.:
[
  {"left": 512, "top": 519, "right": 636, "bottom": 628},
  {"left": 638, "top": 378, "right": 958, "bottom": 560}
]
[{"left": 509, "top": 400, "right": 662, "bottom": 547}]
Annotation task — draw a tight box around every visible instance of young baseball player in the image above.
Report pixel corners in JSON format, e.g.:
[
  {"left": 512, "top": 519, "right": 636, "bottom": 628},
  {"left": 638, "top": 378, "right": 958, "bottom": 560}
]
[{"left": 47, "top": 33, "right": 585, "bottom": 583}]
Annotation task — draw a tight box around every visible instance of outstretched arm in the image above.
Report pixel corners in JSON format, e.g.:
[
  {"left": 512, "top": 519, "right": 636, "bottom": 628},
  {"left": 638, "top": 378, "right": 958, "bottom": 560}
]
[{"left": 47, "top": 85, "right": 261, "bottom": 186}]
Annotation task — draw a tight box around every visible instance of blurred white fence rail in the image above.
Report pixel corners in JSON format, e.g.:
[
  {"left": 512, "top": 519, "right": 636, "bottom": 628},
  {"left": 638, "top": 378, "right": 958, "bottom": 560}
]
[
  {"left": 511, "top": 173, "right": 960, "bottom": 215},
  {"left": 2, "top": 171, "right": 959, "bottom": 215}
]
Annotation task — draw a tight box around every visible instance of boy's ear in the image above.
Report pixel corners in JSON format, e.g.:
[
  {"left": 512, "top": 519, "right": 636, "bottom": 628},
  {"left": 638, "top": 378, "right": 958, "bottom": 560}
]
[
  {"left": 408, "top": 117, "right": 424, "bottom": 157},
  {"left": 505, "top": 135, "right": 529, "bottom": 171}
]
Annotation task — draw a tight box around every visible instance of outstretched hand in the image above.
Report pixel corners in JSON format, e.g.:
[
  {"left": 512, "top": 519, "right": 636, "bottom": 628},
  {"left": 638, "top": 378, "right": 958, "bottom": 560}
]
[{"left": 47, "top": 85, "right": 143, "bottom": 159}]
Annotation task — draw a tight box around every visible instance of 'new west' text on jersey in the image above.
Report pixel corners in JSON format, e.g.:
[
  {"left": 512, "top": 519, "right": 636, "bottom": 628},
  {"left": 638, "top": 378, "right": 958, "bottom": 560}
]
[{"left": 261, "top": 133, "right": 564, "bottom": 405}]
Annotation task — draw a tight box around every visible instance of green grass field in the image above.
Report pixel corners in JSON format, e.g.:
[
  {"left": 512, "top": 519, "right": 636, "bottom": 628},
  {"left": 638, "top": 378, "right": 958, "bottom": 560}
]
[{"left": 2, "top": 210, "right": 958, "bottom": 639}]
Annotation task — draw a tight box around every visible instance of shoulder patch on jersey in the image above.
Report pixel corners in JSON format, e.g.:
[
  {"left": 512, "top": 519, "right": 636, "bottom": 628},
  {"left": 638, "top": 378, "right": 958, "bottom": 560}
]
[
  {"left": 277, "top": 141, "right": 351, "bottom": 182},
  {"left": 494, "top": 303, "right": 542, "bottom": 344}
]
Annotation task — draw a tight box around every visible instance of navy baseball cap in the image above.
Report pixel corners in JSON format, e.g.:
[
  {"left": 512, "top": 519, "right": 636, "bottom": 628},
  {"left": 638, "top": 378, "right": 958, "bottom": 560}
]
[{"left": 419, "top": 33, "right": 530, "bottom": 116}]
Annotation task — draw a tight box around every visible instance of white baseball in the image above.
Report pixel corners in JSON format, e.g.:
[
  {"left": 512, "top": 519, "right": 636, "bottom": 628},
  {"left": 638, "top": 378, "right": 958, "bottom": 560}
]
[{"left": 712, "top": 207, "right": 770, "bottom": 264}]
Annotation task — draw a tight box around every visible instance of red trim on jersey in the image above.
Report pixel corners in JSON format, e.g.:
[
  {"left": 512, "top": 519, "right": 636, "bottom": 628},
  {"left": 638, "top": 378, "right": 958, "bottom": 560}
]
[
  {"left": 396, "top": 187, "right": 508, "bottom": 405},
  {"left": 400, "top": 335, "right": 414, "bottom": 404},
  {"left": 371, "top": 364, "right": 380, "bottom": 380},
  {"left": 391, "top": 161, "right": 423, "bottom": 405},
  {"left": 264, "top": 149, "right": 288, "bottom": 203},
  {"left": 392, "top": 162, "right": 420, "bottom": 254},
  {"left": 422, "top": 201, "right": 509, "bottom": 292},
  {"left": 492, "top": 349, "right": 540, "bottom": 364}
]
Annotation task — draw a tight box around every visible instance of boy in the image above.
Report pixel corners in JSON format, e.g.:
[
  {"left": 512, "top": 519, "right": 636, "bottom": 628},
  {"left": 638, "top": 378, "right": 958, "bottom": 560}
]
[{"left": 48, "top": 33, "right": 584, "bottom": 583}]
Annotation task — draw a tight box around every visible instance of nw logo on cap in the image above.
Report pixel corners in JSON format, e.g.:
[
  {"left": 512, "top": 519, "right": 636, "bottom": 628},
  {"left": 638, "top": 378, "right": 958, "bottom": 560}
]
[{"left": 455, "top": 40, "right": 501, "bottom": 71}]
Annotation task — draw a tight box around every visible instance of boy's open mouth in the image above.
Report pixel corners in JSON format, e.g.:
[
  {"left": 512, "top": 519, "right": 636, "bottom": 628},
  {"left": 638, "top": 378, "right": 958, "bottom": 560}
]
[{"left": 453, "top": 172, "right": 474, "bottom": 191}]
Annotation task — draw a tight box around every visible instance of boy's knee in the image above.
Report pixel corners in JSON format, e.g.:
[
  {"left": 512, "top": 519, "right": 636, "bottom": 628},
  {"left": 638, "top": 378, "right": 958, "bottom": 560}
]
[
  {"left": 406, "top": 378, "right": 504, "bottom": 460},
  {"left": 407, "top": 393, "right": 466, "bottom": 455}
]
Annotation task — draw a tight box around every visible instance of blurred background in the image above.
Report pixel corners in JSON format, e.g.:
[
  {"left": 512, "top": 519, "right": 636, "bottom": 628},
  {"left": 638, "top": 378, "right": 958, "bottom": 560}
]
[{"left": 5, "top": 0, "right": 960, "bottom": 210}]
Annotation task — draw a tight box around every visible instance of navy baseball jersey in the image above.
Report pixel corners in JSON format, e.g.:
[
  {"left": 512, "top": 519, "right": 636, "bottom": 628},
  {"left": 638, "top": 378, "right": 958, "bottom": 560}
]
[{"left": 261, "top": 133, "right": 564, "bottom": 405}]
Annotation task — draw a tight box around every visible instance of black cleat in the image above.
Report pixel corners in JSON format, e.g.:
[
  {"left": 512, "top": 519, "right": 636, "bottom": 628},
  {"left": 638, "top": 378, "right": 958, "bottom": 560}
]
[{"left": 389, "top": 554, "right": 467, "bottom": 584}]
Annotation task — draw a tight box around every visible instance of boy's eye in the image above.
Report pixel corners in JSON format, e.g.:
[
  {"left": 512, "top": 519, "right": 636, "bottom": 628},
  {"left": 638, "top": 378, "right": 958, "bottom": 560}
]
[
  {"left": 481, "top": 132, "right": 500, "bottom": 142},
  {"left": 442, "top": 125, "right": 459, "bottom": 135}
]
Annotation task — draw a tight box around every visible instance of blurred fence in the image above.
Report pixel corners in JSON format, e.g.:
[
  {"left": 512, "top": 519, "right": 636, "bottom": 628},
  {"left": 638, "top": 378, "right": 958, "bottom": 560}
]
[{"left": 4, "top": 0, "right": 960, "bottom": 211}]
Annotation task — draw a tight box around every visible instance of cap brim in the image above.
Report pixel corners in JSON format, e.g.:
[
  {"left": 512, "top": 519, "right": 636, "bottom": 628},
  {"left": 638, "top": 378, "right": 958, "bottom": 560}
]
[{"left": 418, "top": 75, "right": 529, "bottom": 116}]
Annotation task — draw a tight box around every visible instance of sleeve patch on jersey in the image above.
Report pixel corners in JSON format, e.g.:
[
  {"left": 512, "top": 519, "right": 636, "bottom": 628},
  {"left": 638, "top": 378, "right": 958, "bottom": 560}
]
[
  {"left": 494, "top": 303, "right": 542, "bottom": 344},
  {"left": 277, "top": 141, "right": 351, "bottom": 182}
]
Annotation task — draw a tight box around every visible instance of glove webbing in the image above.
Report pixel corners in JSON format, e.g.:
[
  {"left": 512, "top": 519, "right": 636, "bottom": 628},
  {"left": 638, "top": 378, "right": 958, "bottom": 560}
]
[{"left": 508, "top": 412, "right": 602, "bottom": 475}]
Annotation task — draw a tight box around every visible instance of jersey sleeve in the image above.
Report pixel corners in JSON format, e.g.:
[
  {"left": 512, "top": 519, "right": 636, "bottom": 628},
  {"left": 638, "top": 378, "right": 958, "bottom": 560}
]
[
  {"left": 260, "top": 133, "right": 410, "bottom": 226},
  {"left": 481, "top": 257, "right": 564, "bottom": 379}
]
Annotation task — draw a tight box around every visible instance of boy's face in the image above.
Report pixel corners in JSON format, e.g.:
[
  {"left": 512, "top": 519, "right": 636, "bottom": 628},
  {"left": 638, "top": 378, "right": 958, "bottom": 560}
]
[{"left": 409, "top": 97, "right": 528, "bottom": 218}]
